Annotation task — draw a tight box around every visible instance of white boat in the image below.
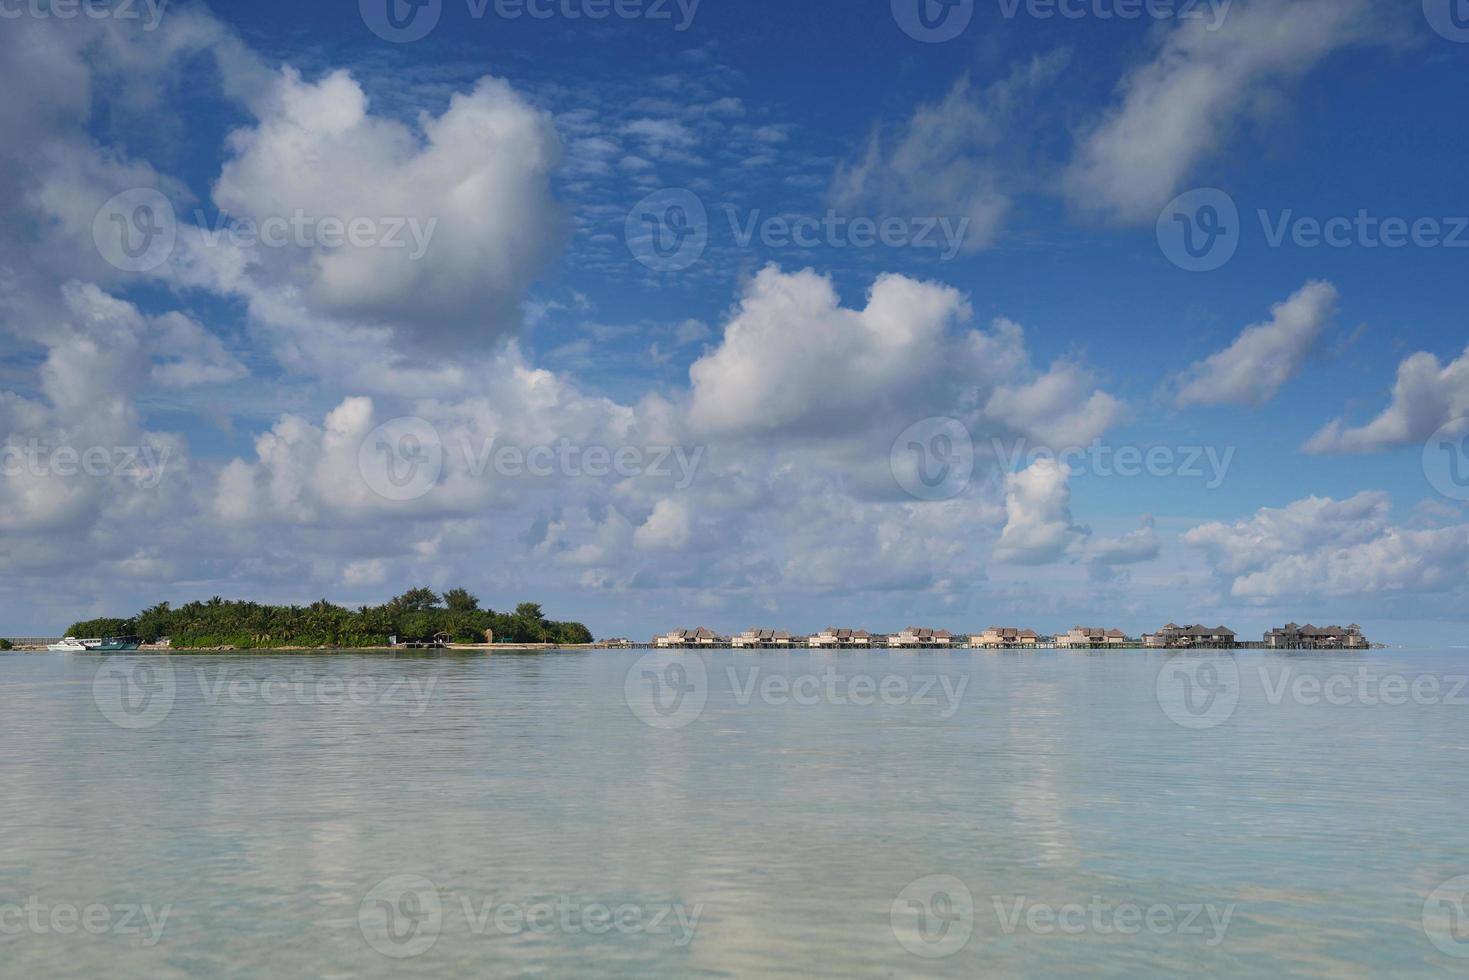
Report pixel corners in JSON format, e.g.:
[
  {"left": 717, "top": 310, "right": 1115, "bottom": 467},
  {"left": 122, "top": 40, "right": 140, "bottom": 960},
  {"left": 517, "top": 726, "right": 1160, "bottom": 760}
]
[{"left": 47, "top": 637, "right": 91, "bottom": 652}]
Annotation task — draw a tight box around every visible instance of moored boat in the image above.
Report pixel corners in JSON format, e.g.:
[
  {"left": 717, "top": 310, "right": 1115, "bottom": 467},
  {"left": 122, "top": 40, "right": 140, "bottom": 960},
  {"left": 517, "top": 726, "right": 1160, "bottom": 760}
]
[
  {"left": 91, "top": 637, "right": 141, "bottom": 652},
  {"left": 47, "top": 637, "right": 89, "bottom": 652}
]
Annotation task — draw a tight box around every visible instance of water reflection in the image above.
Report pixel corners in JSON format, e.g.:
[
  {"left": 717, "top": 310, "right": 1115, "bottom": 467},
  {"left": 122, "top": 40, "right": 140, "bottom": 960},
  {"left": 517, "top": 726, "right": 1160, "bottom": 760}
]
[{"left": 1, "top": 648, "right": 1466, "bottom": 976}]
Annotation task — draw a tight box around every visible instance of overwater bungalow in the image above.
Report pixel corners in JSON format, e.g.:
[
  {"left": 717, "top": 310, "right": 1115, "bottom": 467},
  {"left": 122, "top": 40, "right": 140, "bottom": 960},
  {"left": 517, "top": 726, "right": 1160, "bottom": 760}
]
[
  {"left": 732, "top": 629, "right": 796, "bottom": 649},
  {"left": 809, "top": 628, "right": 873, "bottom": 649},
  {"left": 972, "top": 627, "right": 1040, "bottom": 649},
  {"left": 1264, "top": 623, "right": 1368, "bottom": 649},
  {"left": 888, "top": 627, "right": 955, "bottom": 649},
  {"left": 655, "top": 627, "right": 727, "bottom": 648},
  {"left": 1056, "top": 627, "right": 1129, "bottom": 648},
  {"left": 1142, "top": 624, "right": 1237, "bottom": 649}
]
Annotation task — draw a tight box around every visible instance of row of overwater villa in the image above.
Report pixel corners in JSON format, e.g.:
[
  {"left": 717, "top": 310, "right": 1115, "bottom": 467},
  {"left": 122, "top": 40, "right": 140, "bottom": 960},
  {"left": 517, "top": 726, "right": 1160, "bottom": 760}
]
[{"left": 653, "top": 622, "right": 1370, "bottom": 650}]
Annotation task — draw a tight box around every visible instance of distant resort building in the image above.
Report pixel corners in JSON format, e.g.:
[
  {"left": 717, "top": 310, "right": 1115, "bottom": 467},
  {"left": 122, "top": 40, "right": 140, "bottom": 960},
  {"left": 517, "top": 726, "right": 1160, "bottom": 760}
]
[
  {"left": 809, "top": 628, "right": 875, "bottom": 649},
  {"left": 972, "top": 627, "right": 1041, "bottom": 649},
  {"left": 888, "top": 627, "right": 955, "bottom": 649},
  {"left": 1264, "top": 623, "right": 1368, "bottom": 649},
  {"left": 732, "top": 629, "right": 795, "bottom": 649},
  {"left": 1142, "top": 624, "right": 1238, "bottom": 649},
  {"left": 1056, "top": 627, "right": 1129, "bottom": 649},
  {"left": 650, "top": 620, "right": 1369, "bottom": 651},
  {"left": 656, "top": 627, "right": 726, "bottom": 648}
]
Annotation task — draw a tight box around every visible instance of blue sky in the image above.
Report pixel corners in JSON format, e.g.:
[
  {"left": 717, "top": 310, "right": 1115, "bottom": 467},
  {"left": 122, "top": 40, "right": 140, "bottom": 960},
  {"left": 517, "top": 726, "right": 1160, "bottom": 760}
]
[{"left": 2, "top": 0, "right": 1469, "bottom": 642}]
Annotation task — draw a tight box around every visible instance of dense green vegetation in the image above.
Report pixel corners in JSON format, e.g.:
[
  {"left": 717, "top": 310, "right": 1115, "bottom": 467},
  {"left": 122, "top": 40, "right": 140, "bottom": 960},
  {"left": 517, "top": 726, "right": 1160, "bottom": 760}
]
[
  {"left": 0, "top": 639, "right": 12, "bottom": 651},
  {"left": 66, "top": 589, "right": 594, "bottom": 650}
]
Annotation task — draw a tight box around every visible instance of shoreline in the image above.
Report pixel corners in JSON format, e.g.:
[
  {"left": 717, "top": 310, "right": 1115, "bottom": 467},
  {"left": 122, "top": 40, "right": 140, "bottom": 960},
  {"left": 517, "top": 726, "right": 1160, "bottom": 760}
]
[
  {"left": 5, "top": 642, "right": 1394, "bottom": 654},
  {"left": 5, "top": 643, "right": 599, "bottom": 654}
]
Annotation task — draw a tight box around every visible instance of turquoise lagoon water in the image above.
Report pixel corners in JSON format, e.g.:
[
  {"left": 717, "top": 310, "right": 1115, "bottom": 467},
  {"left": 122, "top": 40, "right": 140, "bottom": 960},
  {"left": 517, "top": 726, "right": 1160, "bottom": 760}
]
[{"left": 2, "top": 646, "right": 1468, "bottom": 977}]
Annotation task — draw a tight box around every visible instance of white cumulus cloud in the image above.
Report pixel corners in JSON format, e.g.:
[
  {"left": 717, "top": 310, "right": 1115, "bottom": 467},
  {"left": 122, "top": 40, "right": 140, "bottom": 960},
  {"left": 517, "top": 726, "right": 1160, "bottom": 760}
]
[
  {"left": 1184, "top": 492, "right": 1469, "bottom": 599},
  {"left": 1305, "top": 345, "right": 1469, "bottom": 453},
  {"left": 1174, "top": 280, "right": 1338, "bottom": 408},
  {"left": 994, "top": 459, "right": 1085, "bottom": 565},
  {"left": 211, "top": 67, "right": 564, "bottom": 352},
  {"left": 1065, "top": 0, "right": 1379, "bottom": 222}
]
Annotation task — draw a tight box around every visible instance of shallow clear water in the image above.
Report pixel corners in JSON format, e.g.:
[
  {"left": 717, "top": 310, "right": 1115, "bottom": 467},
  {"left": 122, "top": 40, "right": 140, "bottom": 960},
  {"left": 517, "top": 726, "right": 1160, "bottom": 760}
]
[{"left": 2, "top": 646, "right": 1468, "bottom": 977}]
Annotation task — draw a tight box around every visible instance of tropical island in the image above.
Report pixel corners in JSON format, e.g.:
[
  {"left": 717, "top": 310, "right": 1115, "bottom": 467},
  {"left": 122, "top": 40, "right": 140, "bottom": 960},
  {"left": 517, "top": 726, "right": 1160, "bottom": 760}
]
[{"left": 61, "top": 589, "right": 593, "bottom": 651}]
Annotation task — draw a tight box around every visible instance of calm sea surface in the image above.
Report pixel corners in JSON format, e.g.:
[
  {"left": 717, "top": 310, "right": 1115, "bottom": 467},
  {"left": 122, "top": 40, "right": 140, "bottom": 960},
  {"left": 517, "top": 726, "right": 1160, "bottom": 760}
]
[{"left": 3, "top": 646, "right": 1469, "bottom": 977}]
